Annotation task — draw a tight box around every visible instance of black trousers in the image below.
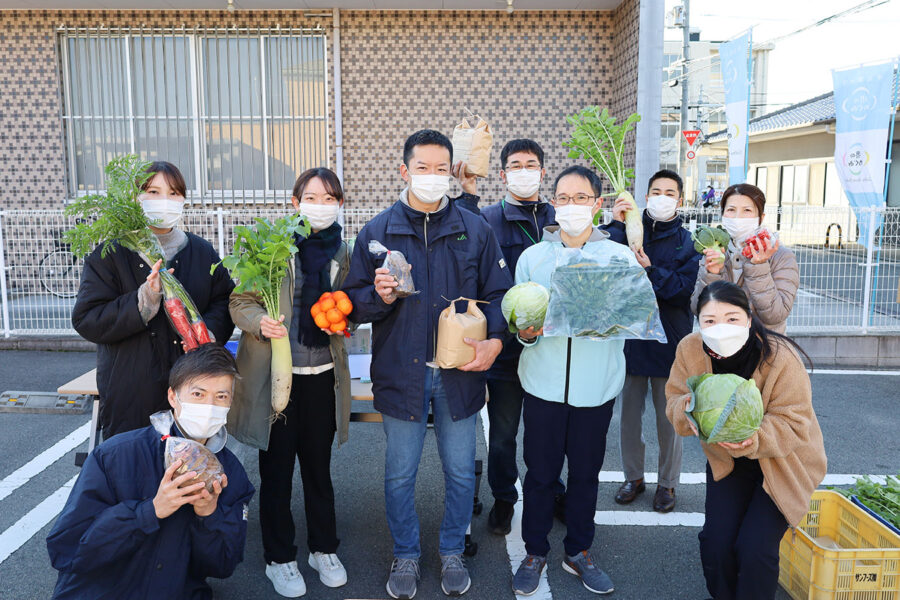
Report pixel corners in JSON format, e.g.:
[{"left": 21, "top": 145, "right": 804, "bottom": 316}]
[
  {"left": 521, "top": 393, "right": 614, "bottom": 557},
  {"left": 259, "top": 370, "right": 339, "bottom": 563},
  {"left": 699, "top": 458, "right": 788, "bottom": 600}
]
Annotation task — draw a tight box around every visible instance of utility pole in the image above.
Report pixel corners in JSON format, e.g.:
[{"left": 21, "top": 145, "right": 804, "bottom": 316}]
[{"left": 679, "top": 0, "right": 691, "bottom": 200}]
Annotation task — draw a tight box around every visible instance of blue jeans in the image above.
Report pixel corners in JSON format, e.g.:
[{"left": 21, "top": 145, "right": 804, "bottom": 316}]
[{"left": 382, "top": 368, "right": 477, "bottom": 558}]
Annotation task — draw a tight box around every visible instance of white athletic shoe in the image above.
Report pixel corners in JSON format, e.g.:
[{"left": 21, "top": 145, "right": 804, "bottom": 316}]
[
  {"left": 265, "top": 561, "right": 307, "bottom": 598},
  {"left": 308, "top": 552, "right": 348, "bottom": 588}
]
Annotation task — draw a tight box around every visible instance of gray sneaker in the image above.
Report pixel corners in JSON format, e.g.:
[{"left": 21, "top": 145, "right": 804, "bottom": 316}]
[
  {"left": 386, "top": 558, "right": 419, "bottom": 599},
  {"left": 562, "top": 551, "right": 614, "bottom": 594},
  {"left": 440, "top": 554, "right": 471, "bottom": 596},
  {"left": 512, "top": 554, "right": 547, "bottom": 596}
]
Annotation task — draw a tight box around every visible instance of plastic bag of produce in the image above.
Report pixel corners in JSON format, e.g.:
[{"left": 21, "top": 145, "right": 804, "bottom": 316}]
[
  {"left": 435, "top": 298, "right": 487, "bottom": 369},
  {"left": 150, "top": 411, "right": 225, "bottom": 493},
  {"left": 684, "top": 373, "right": 764, "bottom": 444},
  {"left": 542, "top": 246, "right": 666, "bottom": 342},
  {"left": 369, "top": 240, "right": 418, "bottom": 298}
]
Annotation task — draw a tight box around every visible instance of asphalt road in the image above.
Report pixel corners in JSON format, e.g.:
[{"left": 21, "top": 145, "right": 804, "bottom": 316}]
[{"left": 0, "top": 350, "right": 897, "bottom": 600}]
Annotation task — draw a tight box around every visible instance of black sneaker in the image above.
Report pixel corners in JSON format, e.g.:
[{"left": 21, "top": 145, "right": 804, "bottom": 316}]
[
  {"left": 553, "top": 493, "right": 567, "bottom": 525},
  {"left": 488, "top": 499, "right": 515, "bottom": 535}
]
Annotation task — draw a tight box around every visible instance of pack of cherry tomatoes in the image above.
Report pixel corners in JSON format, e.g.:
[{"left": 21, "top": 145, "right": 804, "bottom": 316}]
[
  {"left": 311, "top": 291, "right": 353, "bottom": 337},
  {"left": 740, "top": 227, "right": 778, "bottom": 259}
]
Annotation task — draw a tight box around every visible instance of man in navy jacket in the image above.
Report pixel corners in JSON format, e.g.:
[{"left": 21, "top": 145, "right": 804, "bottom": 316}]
[
  {"left": 602, "top": 169, "right": 699, "bottom": 513},
  {"left": 343, "top": 129, "right": 512, "bottom": 598},
  {"left": 452, "top": 139, "right": 562, "bottom": 536},
  {"left": 47, "top": 345, "right": 255, "bottom": 600}
]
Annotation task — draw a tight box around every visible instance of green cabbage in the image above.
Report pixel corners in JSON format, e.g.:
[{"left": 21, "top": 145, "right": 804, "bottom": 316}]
[
  {"left": 685, "top": 373, "right": 764, "bottom": 444},
  {"left": 501, "top": 282, "right": 550, "bottom": 334}
]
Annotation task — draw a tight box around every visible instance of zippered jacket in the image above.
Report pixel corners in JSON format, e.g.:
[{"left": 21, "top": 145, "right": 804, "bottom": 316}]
[
  {"left": 514, "top": 226, "right": 635, "bottom": 407},
  {"left": 342, "top": 191, "right": 513, "bottom": 422}
]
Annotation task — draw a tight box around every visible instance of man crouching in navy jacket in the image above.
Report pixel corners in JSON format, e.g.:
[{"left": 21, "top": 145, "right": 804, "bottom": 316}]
[
  {"left": 47, "top": 345, "right": 255, "bottom": 600},
  {"left": 342, "top": 129, "right": 513, "bottom": 599}
]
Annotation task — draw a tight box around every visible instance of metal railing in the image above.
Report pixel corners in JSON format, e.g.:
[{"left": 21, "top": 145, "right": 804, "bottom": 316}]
[{"left": 1, "top": 206, "right": 898, "bottom": 337}]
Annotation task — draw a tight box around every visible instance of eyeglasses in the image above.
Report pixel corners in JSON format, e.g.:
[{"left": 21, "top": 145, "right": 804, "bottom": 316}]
[
  {"left": 505, "top": 165, "right": 542, "bottom": 173},
  {"left": 552, "top": 194, "right": 596, "bottom": 206}
]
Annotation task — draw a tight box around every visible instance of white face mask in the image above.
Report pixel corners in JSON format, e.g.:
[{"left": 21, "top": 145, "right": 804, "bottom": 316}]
[
  {"left": 176, "top": 398, "right": 229, "bottom": 440},
  {"left": 299, "top": 202, "right": 339, "bottom": 231},
  {"left": 555, "top": 204, "right": 595, "bottom": 236},
  {"left": 721, "top": 216, "right": 759, "bottom": 243},
  {"left": 701, "top": 322, "right": 751, "bottom": 358},
  {"left": 141, "top": 197, "right": 184, "bottom": 229},
  {"left": 505, "top": 169, "right": 542, "bottom": 199},
  {"left": 646, "top": 195, "right": 678, "bottom": 221},
  {"left": 408, "top": 174, "right": 450, "bottom": 205}
]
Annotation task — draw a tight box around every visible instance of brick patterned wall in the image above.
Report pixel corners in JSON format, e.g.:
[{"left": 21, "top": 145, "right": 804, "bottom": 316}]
[
  {"left": 0, "top": 7, "right": 642, "bottom": 210},
  {"left": 339, "top": 10, "right": 617, "bottom": 208},
  {"left": 0, "top": 9, "right": 334, "bottom": 210},
  {"left": 611, "top": 0, "right": 640, "bottom": 194}
]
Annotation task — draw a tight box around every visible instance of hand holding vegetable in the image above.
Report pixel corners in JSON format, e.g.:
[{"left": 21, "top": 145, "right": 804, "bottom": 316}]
[
  {"left": 611, "top": 196, "right": 632, "bottom": 223},
  {"left": 518, "top": 326, "right": 543, "bottom": 340},
  {"left": 683, "top": 397, "right": 699, "bottom": 437},
  {"left": 634, "top": 247, "right": 651, "bottom": 268},
  {"left": 374, "top": 267, "right": 400, "bottom": 304},
  {"left": 146, "top": 259, "right": 175, "bottom": 294},
  {"left": 744, "top": 232, "right": 779, "bottom": 264},
  {"left": 153, "top": 459, "right": 207, "bottom": 519},
  {"left": 260, "top": 315, "right": 288, "bottom": 339},
  {"left": 704, "top": 248, "right": 725, "bottom": 274},
  {"left": 718, "top": 437, "right": 754, "bottom": 451},
  {"left": 458, "top": 337, "right": 503, "bottom": 372},
  {"left": 190, "top": 473, "right": 228, "bottom": 517}
]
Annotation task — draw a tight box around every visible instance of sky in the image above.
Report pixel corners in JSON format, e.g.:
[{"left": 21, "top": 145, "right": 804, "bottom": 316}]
[{"left": 663, "top": 0, "right": 900, "bottom": 111}]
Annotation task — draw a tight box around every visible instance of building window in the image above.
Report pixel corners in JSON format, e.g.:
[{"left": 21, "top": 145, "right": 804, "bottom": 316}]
[
  {"left": 755, "top": 166, "right": 767, "bottom": 198},
  {"left": 59, "top": 28, "right": 328, "bottom": 204},
  {"left": 824, "top": 162, "right": 849, "bottom": 207}
]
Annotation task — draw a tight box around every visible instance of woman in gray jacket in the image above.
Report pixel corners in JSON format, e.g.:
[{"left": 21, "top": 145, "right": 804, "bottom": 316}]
[
  {"left": 691, "top": 183, "right": 799, "bottom": 334},
  {"left": 228, "top": 168, "right": 352, "bottom": 598}
]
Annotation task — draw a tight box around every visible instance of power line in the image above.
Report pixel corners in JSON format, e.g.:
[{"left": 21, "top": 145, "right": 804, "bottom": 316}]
[{"left": 663, "top": 0, "right": 893, "bottom": 85}]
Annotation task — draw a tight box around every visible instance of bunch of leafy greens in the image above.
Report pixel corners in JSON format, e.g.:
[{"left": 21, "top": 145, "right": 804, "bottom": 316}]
[
  {"left": 213, "top": 215, "right": 311, "bottom": 415},
  {"left": 564, "top": 107, "right": 643, "bottom": 245},
  {"left": 543, "top": 254, "right": 666, "bottom": 341},
  {"left": 686, "top": 373, "right": 764, "bottom": 444},
  {"left": 692, "top": 225, "right": 731, "bottom": 256},
  {"left": 837, "top": 475, "right": 900, "bottom": 531},
  {"left": 63, "top": 154, "right": 163, "bottom": 262},
  {"left": 502, "top": 282, "right": 550, "bottom": 334}
]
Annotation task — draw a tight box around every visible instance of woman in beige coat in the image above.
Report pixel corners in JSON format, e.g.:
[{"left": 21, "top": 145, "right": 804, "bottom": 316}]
[
  {"left": 667, "top": 281, "right": 826, "bottom": 600},
  {"left": 228, "top": 168, "right": 352, "bottom": 598},
  {"left": 691, "top": 183, "right": 799, "bottom": 334}
]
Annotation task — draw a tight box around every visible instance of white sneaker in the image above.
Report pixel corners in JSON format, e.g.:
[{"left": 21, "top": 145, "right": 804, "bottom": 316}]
[
  {"left": 265, "top": 561, "right": 306, "bottom": 598},
  {"left": 308, "top": 552, "right": 348, "bottom": 588}
]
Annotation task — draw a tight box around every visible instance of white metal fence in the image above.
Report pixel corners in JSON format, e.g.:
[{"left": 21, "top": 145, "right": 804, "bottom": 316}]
[{"left": 1, "top": 206, "right": 899, "bottom": 337}]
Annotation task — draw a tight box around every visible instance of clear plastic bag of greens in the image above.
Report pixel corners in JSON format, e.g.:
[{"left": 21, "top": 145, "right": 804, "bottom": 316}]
[{"left": 542, "top": 246, "right": 667, "bottom": 342}]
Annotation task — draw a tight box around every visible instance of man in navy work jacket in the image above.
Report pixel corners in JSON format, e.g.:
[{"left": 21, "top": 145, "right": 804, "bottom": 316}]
[
  {"left": 342, "top": 129, "right": 512, "bottom": 599},
  {"left": 602, "top": 169, "right": 699, "bottom": 513},
  {"left": 452, "top": 139, "right": 563, "bottom": 537},
  {"left": 47, "top": 345, "right": 255, "bottom": 600}
]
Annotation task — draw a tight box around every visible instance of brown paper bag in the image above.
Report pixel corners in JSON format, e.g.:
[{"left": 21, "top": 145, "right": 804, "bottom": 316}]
[
  {"left": 451, "top": 115, "right": 493, "bottom": 178},
  {"left": 435, "top": 298, "right": 488, "bottom": 369}
]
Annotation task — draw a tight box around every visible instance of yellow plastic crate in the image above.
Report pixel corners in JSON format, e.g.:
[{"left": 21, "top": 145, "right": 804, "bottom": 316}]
[{"left": 779, "top": 490, "right": 900, "bottom": 600}]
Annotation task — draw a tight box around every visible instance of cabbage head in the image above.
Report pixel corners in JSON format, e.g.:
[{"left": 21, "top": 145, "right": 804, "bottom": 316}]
[
  {"left": 501, "top": 282, "right": 550, "bottom": 334},
  {"left": 685, "top": 373, "right": 764, "bottom": 444}
]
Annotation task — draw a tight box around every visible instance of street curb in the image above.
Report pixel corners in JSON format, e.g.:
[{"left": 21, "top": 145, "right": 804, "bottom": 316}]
[{"left": 0, "top": 337, "right": 96, "bottom": 352}]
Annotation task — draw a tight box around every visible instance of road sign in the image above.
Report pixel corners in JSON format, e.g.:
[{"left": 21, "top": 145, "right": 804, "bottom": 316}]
[
  {"left": 686, "top": 150, "right": 696, "bottom": 160},
  {"left": 682, "top": 130, "right": 701, "bottom": 147}
]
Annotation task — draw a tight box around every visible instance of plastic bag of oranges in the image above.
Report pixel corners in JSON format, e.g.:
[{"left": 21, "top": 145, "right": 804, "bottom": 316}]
[{"left": 311, "top": 291, "right": 353, "bottom": 337}]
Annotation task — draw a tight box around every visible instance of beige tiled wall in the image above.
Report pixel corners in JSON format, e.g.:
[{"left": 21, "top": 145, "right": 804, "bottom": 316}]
[{"left": 0, "top": 6, "right": 642, "bottom": 211}]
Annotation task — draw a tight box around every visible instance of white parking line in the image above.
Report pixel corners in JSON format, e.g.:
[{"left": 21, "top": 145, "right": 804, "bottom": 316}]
[
  {"left": 597, "top": 471, "right": 885, "bottom": 486},
  {"left": 809, "top": 369, "right": 900, "bottom": 376},
  {"left": 479, "top": 406, "right": 552, "bottom": 600},
  {"left": 594, "top": 510, "right": 705, "bottom": 527},
  {"left": 0, "top": 474, "right": 78, "bottom": 565},
  {"left": 0, "top": 421, "right": 89, "bottom": 503}
]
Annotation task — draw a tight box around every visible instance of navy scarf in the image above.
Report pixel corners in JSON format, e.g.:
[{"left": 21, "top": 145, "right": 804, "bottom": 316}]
[{"left": 297, "top": 223, "right": 342, "bottom": 348}]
